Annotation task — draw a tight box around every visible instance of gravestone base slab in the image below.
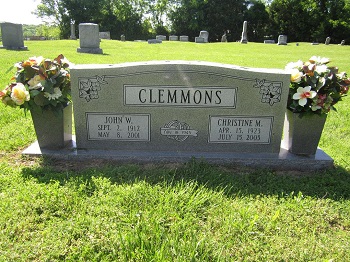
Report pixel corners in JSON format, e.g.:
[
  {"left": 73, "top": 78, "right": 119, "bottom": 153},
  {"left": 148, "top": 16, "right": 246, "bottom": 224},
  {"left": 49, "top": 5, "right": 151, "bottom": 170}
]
[
  {"left": 22, "top": 136, "right": 334, "bottom": 171},
  {"left": 0, "top": 45, "right": 28, "bottom": 50},
  {"left": 77, "top": 47, "right": 103, "bottom": 54}
]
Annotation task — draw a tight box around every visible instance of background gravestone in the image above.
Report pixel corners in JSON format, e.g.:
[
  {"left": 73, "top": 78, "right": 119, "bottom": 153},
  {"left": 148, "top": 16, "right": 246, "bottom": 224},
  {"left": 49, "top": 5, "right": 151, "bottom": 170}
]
[
  {"left": 77, "top": 23, "right": 103, "bottom": 54},
  {"left": 99, "top": 32, "right": 111, "bottom": 40},
  {"left": 325, "top": 37, "right": 331, "bottom": 45},
  {"left": 148, "top": 39, "right": 162, "bottom": 44},
  {"left": 180, "top": 36, "right": 189, "bottom": 42},
  {"left": 0, "top": 22, "right": 27, "bottom": 50},
  {"left": 221, "top": 34, "right": 227, "bottom": 42},
  {"left": 169, "top": 35, "right": 178, "bottom": 41},
  {"left": 156, "top": 35, "right": 167, "bottom": 41},
  {"left": 70, "top": 23, "right": 77, "bottom": 40},
  {"left": 240, "top": 21, "right": 248, "bottom": 44},
  {"left": 277, "top": 35, "right": 287, "bottom": 45},
  {"left": 199, "top": 31, "right": 209, "bottom": 42},
  {"left": 195, "top": 37, "right": 205, "bottom": 43}
]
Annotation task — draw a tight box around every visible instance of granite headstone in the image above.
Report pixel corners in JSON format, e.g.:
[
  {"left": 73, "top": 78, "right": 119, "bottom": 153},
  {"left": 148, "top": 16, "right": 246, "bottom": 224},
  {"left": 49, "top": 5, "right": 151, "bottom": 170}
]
[
  {"left": 77, "top": 23, "right": 103, "bottom": 54},
  {"left": 156, "top": 35, "right": 167, "bottom": 41},
  {"left": 99, "top": 32, "right": 111, "bottom": 40},
  {"left": 70, "top": 61, "right": 290, "bottom": 158},
  {"left": 199, "top": 31, "right": 209, "bottom": 42},
  {"left": 70, "top": 23, "right": 77, "bottom": 40},
  {"left": 169, "top": 35, "right": 178, "bottom": 41},
  {"left": 240, "top": 21, "right": 248, "bottom": 44},
  {"left": 180, "top": 36, "right": 189, "bottom": 42},
  {"left": 0, "top": 22, "right": 27, "bottom": 50},
  {"left": 277, "top": 35, "right": 287, "bottom": 45},
  {"left": 325, "top": 37, "right": 331, "bottom": 45}
]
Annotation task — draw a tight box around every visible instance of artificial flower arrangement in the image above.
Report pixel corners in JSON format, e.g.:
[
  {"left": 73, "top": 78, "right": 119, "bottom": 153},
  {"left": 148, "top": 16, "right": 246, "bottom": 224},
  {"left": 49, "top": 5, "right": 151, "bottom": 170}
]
[
  {"left": 0, "top": 54, "right": 71, "bottom": 115},
  {"left": 285, "top": 56, "right": 350, "bottom": 116}
]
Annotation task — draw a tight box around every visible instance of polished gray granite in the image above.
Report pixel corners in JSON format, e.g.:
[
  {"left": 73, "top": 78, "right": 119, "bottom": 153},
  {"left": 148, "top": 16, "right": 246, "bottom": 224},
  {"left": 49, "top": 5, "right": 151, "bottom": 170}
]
[{"left": 22, "top": 136, "right": 333, "bottom": 171}]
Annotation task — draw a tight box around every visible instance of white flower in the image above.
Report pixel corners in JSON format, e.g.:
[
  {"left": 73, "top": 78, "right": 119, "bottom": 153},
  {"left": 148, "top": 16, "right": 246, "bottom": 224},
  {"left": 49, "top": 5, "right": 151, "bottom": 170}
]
[
  {"left": 285, "top": 60, "right": 303, "bottom": 71},
  {"left": 44, "top": 87, "right": 62, "bottom": 100},
  {"left": 309, "top": 56, "right": 330, "bottom": 65},
  {"left": 29, "top": 56, "right": 44, "bottom": 65},
  {"left": 28, "top": 75, "right": 44, "bottom": 89},
  {"left": 290, "top": 68, "right": 303, "bottom": 83},
  {"left": 10, "top": 83, "right": 30, "bottom": 105},
  {"left": 292, "top": 86, "right": 317, "bottom": 106},
  {"left": 315, "top": 64, "right": 328, "bottom": 74}
]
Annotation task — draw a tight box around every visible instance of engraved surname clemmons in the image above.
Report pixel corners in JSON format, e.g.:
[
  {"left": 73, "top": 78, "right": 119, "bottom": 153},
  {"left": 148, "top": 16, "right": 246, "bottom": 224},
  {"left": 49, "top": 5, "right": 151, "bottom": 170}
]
[
  {"left": 138, "top": 88, "right": 222, "bottom": 105},
  {"left": 124, "top": 85, "right": 237, "bottom": 108}
]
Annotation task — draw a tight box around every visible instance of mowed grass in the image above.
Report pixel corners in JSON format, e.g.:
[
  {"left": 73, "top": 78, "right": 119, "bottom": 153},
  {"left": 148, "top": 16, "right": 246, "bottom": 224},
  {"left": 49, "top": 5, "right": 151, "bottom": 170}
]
[{"left": 0, "top": 40, "right": 350, "bottom": 261}]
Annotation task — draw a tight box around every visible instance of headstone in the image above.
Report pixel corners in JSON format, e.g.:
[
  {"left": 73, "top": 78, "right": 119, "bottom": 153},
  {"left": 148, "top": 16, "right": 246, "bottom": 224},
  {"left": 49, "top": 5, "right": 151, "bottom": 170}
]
[
  {"left": 70, "top": 61, "right": 290, "bottom": 161},
  {"left": 169, "top": 35, "right": 178, "bottom": 41},
  {"left": 340, "top": 40, "right": 345, "bottom": 46},
  {"left": 199, "top": 31, "right": 209, "bottom": 42},
  {"left": 195, "top": 37, "right": 205, "bottom": 43},
  {"left": 221, "top": 34, "right": 227, "bottom": 42},
  {"left": 240, "top": 21, "right": 248, "bottom": 44},
  {"left": 77, "top": 23, "right": 103, "bottom": 54},
  {"left": 311, "top": 42, "right": 319, "bottom": 45},
  {"left": 264, "top": 40, "right": 275, "bottom": 44},
  {"left": 325, "top": 37, "right": 331, "bottom": 45},
  {"left": 277, "top": 35, "right": 287, "bottom": 45},
  {"left": 0, "top": 22, "right": 27, "bottom": 50},
  {"left": 99, "top": 32, "right": 111, "bottom": 40},
  {"left": 148, "top": 39, "right": 162, "bottom": 44},
  {"left": 156, "top": 35, "right": 167, "bottom": 41},
  {"left": 121, "top": 34, "right": 126, "bottom": 41},
  {"left": 180, "top": 35, "right": 189, "bottom": 42},
  {"left": 70, "top": 23, "right": 77, "bottom": 40}
]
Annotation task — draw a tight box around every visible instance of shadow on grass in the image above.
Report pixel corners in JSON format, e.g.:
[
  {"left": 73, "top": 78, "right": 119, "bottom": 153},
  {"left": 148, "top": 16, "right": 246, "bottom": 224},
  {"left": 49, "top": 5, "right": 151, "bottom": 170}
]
[{"left": 21, "top": 157, "right": 350, "bottom": 200}]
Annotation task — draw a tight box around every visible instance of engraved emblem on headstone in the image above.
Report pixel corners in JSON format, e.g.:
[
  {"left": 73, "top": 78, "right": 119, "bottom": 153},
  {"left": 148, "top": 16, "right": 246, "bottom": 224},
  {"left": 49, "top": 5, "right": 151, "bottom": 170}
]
[
  {"left": 160, "top": 120, "right": 198, "bottom": 142},
  {"left": 253, "top": 79, "right": 282, "bottom": 106},
  {"left": 78, "top": 75, "right": 108, "bottom": 102}
]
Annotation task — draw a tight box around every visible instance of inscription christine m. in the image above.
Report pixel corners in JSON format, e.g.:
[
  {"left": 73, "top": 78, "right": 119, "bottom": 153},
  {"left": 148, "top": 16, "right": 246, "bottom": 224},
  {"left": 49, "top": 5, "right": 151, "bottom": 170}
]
[
  {"left": 86, "top": 113, "right": 150, "bottom": 141},
  {"left": 209, "top": 116, "right": 273, "bottom": 143},
  {"left": 124, "top": 85, "right": 237, "bottom": 108}
]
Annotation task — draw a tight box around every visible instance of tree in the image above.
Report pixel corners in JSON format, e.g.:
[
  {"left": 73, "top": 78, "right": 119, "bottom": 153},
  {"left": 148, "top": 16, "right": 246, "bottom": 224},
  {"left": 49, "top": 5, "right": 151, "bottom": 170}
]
[
  {"left": 244, "top": 0, "right": 270, "bottom": 42},
  {"left": 34, "top": 0, "right": 152, "bottom": 40},
  {"left": 169, "top": 0, "right": 248, "bottom": 42},
  {"left": 268, "top": 0, "right": 350, "bottom": 43}
]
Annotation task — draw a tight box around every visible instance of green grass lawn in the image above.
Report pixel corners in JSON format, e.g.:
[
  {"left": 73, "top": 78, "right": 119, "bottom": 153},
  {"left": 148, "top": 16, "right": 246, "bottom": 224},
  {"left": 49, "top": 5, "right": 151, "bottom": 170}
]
[{"left": 0, "top": 40, "right": 350, "bottom": 261}]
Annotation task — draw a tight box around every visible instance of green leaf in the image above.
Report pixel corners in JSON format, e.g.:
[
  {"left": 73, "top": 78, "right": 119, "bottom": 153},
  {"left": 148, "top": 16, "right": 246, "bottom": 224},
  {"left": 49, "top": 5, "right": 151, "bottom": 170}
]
[
  {"left": 42, "top": 79, "right": 54, "bottom": 93},
  {"left": 33, "top": 93, "right": 50, "bottom": 106},
  {"left": 29, "top": 89, "right": 41, "bottom": 97},
  {"left": 6, "top": 65, "right": 14, "bottom": 74}
]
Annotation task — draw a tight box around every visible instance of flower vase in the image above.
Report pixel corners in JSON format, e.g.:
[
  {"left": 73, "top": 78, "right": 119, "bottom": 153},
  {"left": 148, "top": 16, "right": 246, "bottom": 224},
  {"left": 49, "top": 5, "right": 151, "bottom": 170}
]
[
  {"left": 283, "top": 110, "right": 327, "bottom": 155},
  {"left": 30, "top": 103, "right": 72, "bottom": 149}
]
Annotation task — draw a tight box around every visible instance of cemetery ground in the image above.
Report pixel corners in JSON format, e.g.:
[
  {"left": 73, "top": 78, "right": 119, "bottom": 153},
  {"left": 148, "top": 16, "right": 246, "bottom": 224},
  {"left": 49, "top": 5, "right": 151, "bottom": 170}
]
[{"left": 0, "top": 40, "right": 350, "bottom": 261}]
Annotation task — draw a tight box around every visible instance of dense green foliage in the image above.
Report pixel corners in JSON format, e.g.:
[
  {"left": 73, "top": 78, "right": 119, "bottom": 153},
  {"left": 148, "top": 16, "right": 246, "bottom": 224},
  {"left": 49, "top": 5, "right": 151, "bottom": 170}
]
[
  {"left": 269, "top": 0, "right": 350, "bottom": 43},
  {"left": 0, "top": 40, "right": 350, "bottom": 260},
  {"left": 33, "top": 0, "right": 350, "bottom": 43}
]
